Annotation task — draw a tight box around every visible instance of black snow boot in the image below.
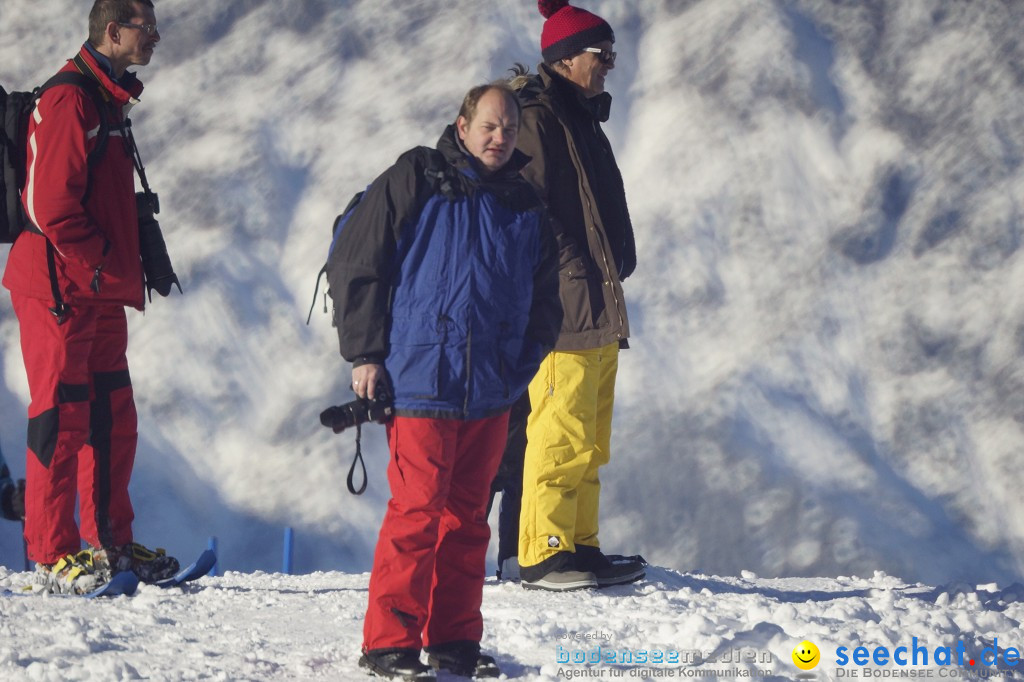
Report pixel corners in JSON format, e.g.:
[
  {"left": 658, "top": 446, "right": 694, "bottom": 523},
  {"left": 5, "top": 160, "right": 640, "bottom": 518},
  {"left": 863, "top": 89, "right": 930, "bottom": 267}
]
[
  {"left": 575, "top": 545, "right": 647, "bottom": 587},
  {"left": 358, "top": 648, "right": 436, "bottom": 680},
  {"left": 425, "top": 640, "right": 500, "bottom": 678},
  {"left": 520, "top": 550, "right": 597, "bottom": 591}
]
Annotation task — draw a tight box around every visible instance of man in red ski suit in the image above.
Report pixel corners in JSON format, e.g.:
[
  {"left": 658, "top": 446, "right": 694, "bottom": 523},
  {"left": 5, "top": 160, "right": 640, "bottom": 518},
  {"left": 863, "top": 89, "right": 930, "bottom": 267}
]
[
  {"left": 2, "top": 0, "right": 178, "bottom": 594},
  {"left": 326, "top": 83, "right": 561, "bottom": 680}
]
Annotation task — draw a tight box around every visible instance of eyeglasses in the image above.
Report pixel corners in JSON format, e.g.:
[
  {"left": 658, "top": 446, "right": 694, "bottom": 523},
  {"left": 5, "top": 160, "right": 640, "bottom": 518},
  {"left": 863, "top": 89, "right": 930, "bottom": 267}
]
[
  {"left": 581, "top": 47, "right": 616, "bottom": 65},
  {"left": 118, "top": 22, "right": 159, "bottom": 36}
]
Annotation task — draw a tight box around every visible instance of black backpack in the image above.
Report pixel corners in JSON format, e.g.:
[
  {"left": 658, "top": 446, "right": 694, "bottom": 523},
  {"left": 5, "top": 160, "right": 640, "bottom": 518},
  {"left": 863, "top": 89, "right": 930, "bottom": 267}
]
[
  {"left": 1, "top": 66, "right": 111, "bottom": 244},
  {"left": 306, "top": 148, "right": 458, "bottom": 324}
]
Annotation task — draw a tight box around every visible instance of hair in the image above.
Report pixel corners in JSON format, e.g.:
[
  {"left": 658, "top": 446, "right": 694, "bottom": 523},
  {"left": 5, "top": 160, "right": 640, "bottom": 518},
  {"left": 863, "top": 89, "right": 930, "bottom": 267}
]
[
  {"left": 507, "top": 63, "right": 534, "bottom": 91},
  {"left": 88, "top": 0, "right": 154, "bottom": 46},
  {"left": 457, "top": 82, "right": 522, "bottom": 127}
]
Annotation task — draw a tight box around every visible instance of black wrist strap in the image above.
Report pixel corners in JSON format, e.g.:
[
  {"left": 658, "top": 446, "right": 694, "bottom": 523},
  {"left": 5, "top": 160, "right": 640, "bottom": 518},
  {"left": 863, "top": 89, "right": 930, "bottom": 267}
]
[{"left": 346, "top": 423, "right": 368, "bottom": 495}]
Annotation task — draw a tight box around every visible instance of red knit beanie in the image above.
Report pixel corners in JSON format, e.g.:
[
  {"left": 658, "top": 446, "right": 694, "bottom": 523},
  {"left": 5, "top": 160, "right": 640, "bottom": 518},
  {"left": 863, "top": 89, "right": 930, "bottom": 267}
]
[{"left": 538, "top": 0, "right": 615, "bottom": 63}]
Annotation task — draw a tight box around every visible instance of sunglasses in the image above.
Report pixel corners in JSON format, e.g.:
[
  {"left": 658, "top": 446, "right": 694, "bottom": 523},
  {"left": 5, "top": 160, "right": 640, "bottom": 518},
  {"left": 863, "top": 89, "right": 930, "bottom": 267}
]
[
  {"left": 118, "top": 22, "right": 159, "bottom": 36},
  {"left": 581, "top": 47, "right": 616, "bottom": 65}
]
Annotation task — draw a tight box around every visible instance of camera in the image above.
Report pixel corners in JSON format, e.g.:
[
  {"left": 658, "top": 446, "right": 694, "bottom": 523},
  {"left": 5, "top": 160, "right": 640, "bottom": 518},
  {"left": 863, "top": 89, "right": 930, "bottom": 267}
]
[
  {"left": 136, "top": 191, "right": 182, "bottom": 300},
  {"left": 320, "top": 390, "right": 394, "bottom": 434}
]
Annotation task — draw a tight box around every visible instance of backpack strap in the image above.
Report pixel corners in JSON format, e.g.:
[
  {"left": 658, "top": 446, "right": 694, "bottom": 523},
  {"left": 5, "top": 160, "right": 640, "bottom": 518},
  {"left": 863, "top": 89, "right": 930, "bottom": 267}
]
[
  {"left": 44, "top": 243, "right": 69, "bottom": 324},
  {"left": 25, "top": 71, "right": 112, "bottom": 237},
  {"left": 30, "top": 61, "right": 115, "bottom": 324},
  {"left": 422, "top": 149, "right": 458, "bottom": 201},
  {"left": 38, "top": 64, "right": 113, "bottom": 200}
]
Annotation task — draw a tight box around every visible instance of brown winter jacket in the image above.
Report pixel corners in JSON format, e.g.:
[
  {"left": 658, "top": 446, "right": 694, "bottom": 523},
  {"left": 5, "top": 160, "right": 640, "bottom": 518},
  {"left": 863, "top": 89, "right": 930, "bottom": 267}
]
[{"left": 515, "top": 63, "right": 636, "bottom": 351}]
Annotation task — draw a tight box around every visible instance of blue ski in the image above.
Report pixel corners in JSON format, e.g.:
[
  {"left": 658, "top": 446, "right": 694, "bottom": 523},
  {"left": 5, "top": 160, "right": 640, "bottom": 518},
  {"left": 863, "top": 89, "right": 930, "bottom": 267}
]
[
  {"left": 84, "top": 570, "right": 139, "bottom": 598},
  {"left": 154, "top": 549, "right": 216, "bottom": 588}
]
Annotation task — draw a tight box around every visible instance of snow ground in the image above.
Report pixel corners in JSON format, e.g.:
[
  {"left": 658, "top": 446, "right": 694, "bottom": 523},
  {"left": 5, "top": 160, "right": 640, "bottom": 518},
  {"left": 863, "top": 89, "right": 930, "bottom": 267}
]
[
  {"left": 3, "top": 565, "right": 1024, "bottom": 681},
  {"left": 2, "top": 0, "right": 1024, "bottom": 678}
]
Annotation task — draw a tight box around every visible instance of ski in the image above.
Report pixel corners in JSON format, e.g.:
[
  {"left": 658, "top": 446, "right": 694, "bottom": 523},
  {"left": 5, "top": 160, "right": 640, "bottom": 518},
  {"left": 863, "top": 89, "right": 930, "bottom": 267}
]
[
  {"left": 14, "top": 570, "right": 140, "bottom": 598},
  {"left": 12, "top": 550, "right": 216, "bottom": 596},
  {"left": 85, "top": 570, "right": 140, "bottom": 598},
  {"left": 153, "top": 549, "right": 216, "bottom": 588}
]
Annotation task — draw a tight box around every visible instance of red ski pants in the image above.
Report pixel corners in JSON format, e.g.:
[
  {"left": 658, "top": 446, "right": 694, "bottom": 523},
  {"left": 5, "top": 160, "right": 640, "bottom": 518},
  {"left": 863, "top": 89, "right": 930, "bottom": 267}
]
[
  {"left": 363, "top": 412, "right": 509, "bottom": 651},
  {"left": 11, "top": 294, "right": 136, "bottom": 565}
]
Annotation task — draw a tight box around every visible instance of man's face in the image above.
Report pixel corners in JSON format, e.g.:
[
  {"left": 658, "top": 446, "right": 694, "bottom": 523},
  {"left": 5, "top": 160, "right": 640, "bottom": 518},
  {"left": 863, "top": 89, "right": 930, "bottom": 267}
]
[
  {"left": 563, "top": 39, "right": 615, "bottom": 97},
  {"left": 456, "top": 89, "right": 520, "bottom": 173},
  {"left": 115, "top": 2, "right": 160, "bottom": 68}
]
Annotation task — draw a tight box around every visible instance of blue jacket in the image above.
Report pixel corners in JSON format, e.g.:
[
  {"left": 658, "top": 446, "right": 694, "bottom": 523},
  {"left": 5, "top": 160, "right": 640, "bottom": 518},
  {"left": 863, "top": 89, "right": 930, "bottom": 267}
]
[{"left": 326, "top": 125, "right": 561, "bottom": 419}]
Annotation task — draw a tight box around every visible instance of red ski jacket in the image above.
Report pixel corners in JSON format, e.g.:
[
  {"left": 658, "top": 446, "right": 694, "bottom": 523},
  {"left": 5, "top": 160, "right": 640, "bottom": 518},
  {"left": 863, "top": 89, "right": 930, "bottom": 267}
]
[{"left": 3, "top": 47, "right": 145, "bottom": 309}]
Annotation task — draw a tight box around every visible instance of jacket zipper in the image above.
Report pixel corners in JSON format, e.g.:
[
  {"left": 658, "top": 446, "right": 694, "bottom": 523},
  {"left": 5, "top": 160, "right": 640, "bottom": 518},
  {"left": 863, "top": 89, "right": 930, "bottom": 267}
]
[
  {"left": 581, "top": 177, "right": 625, "bottom": 338},
  {"left": 562, "top": 114, "right": 626, "bottom": 340},
  {"left": 462, "top": 197, "right": 477, "bottom": 417},
  {"left": 498, "top": 322, "right": 510, "bottom": 399}
]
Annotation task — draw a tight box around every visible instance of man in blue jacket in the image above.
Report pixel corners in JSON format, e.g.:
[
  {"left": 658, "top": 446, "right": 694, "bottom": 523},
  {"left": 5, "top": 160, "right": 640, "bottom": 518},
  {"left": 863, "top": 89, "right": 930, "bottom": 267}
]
[{"left": 326, "top": 82, "right": 561, "bottom": 681}]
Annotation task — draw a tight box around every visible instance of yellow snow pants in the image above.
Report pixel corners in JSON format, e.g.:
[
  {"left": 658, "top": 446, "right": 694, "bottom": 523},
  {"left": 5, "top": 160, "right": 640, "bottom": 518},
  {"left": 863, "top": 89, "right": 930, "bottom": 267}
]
[{"left": 518, "top": 343, "right": 619, "bottom": 569}]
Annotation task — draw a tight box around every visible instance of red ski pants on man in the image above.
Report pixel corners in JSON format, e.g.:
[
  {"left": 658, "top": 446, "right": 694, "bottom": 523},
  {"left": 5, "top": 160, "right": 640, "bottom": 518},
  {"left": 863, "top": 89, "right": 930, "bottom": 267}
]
[
  {"left": 363, "top": 412, "right": 509, "bottom": 651},
  {"left": 11, "top": 294, "right": 136, "bottom": 565}
]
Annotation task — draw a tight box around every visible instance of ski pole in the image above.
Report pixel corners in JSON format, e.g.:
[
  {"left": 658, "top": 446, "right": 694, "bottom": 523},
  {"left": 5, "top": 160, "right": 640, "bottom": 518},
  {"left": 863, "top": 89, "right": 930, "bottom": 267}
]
[
  {"left": 21, "top": 520, "right": 29, "bottom": 572},
  {"left": 283, "top": 527, "right": 294, "bottom": 574}
]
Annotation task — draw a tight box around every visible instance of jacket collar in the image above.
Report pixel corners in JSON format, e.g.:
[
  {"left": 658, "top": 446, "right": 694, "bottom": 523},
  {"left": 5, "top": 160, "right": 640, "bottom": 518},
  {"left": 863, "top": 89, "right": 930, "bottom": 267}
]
[
  {"left": 437, "top": 124, "right": 532, "bottom": 183},
  {"left": 538, "top": 62, "right": 612, "bottom": 123},
  {"left": 83, "top": 42, "right": 118, "bottom": 81},
  {"left": 75, "top": 44, "right": 144, "bottom": 105}
]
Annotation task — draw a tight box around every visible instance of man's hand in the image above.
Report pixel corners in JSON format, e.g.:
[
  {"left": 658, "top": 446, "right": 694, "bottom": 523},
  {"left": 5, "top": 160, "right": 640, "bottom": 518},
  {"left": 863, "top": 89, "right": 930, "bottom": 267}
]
[{"left": 352, "top": 363, "right": 387, "bottom": 400}]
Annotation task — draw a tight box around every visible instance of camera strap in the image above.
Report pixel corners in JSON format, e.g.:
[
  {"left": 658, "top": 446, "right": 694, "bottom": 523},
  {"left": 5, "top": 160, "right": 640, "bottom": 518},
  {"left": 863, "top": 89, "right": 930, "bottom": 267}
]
[
  {"left": 347, "top": 423, "right": 368, "bottom": 495},
  {"left": 123, "top": 117, "right": 159, "bottom": 214}
]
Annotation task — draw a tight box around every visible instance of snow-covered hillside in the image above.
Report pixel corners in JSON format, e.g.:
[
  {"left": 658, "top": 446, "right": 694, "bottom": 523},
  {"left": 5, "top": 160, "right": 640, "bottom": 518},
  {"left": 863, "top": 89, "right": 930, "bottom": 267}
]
[{"left": 2, "top": 0, "right": 1024, "bottom": 586}]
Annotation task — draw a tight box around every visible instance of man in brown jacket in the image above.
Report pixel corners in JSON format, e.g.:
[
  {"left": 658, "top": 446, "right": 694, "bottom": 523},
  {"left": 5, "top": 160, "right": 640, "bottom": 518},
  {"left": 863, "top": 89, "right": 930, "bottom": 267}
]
[{"left": 510, "top": 0, "right": 645, "bottom": 591}]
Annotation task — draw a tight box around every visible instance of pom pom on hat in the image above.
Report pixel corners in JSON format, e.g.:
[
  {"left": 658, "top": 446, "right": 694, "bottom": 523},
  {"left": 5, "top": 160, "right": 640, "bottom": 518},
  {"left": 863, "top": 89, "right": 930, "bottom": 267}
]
[
  {"left": 538, "top": 1, "right": 614, "bottom": 63},
  {"left": 538, "top": 0, "right": 569, "bottom": 19}
]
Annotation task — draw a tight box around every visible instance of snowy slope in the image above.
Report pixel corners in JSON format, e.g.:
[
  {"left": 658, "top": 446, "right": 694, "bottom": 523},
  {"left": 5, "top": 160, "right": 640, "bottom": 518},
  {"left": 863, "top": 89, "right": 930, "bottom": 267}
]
[
  {"left": 3, "top": 565, "right": 1024, "bottom": 681},
  {"left": 2, "top": 0, "right": 1024, "bottom": 586}
]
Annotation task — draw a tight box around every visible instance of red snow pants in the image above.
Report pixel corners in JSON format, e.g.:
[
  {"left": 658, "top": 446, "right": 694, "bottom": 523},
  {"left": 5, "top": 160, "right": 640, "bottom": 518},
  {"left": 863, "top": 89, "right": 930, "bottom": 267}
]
[
  {"left": 11, "top": 294, "right": 136, "bottom": 565},
  {"left": 362, "top": 412, "right": 509, "bottom": 651}
]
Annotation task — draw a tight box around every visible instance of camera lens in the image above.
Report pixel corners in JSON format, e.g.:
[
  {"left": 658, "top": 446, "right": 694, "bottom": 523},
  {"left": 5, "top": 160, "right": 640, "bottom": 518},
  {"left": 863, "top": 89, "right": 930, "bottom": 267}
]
[{"left": 320, "top": 390, "right": 394, "bottom": 434}]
